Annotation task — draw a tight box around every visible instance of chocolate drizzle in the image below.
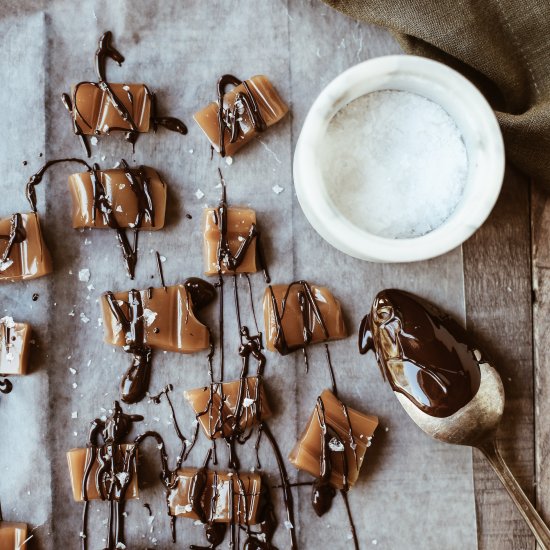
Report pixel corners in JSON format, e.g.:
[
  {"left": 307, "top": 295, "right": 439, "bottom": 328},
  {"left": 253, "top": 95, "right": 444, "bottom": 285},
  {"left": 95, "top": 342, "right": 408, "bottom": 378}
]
[
  {"left": 267, "top": 281, "right": 330, "bottom": 369},
  {"left": 214, "top": 169, "right": 270, "bottom": 283},
  {"left": 80, "top": 401, "right": 144, "bottom": 550},
  {"left": 0, "top": 214, "right": 27, "bottom": 269},
  {"left": 216, "top": 75, "right": 267, "bottom": 157},
  {"left": 62, "top": 31, "right": 187, "bottom": 157},
  {"left": 105, "top": 288, "right": 152, "bottom": 404},
  {"left": 106, "top": 278, "right": 216, "bottom": 404},
  {"left": 359, "top": 289, "right": 482, "bottom": 418},
  {"left": 25, "top": 156, "right": 166, "bottom": 278}
]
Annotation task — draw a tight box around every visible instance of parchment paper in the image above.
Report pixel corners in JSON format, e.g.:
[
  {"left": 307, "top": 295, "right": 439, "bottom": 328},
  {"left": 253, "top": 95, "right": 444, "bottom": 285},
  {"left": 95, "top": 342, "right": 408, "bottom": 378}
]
[{"left": 0, "top": 1, "right": 478, "bottom": 548}]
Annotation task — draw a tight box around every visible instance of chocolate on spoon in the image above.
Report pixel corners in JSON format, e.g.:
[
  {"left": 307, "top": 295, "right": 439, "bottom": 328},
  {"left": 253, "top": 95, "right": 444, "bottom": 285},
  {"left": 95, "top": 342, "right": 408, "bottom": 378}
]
[{"left": 359, "top": 289, "right": 550, "bottom": 547}]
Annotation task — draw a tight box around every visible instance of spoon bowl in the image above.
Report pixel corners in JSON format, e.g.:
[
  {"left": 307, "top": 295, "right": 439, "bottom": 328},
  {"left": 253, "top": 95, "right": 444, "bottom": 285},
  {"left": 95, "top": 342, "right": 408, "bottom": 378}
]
[{"left": 361, "top": 288, "right": 550, "bottom": 548}]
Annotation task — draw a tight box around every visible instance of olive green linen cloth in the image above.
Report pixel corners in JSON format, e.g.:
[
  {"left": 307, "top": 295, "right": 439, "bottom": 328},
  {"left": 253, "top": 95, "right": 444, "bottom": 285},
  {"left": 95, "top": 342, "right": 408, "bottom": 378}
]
[{"left": 322, "top": 0, "right": 550, "bottom": 189}]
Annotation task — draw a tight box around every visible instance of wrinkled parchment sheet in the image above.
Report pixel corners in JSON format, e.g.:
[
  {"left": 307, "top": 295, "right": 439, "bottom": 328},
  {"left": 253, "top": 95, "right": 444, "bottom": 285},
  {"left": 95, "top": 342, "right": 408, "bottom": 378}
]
[{"left": 0, "top": 1, "right": 478, "bottom": 548}]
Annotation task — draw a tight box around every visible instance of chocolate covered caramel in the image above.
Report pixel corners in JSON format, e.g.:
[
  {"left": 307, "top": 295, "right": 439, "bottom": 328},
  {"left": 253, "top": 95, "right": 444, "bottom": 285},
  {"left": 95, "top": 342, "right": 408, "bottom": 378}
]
[
  {"left": 167, "top": 468, "right": 262, "bottom": 524},
  {"left": 0, "top": 317, "right": 31, "bottom": 376},
  {"left": 101, "top": 279, "right": 215, "bottom": 403},
  {"left": 67, "top": 444, "right": 139, "bottom": 501},
  {"left": 203, "top": 206, "right": 258, "bottom": 275},
  {"left": 289, "top": 389, "right": 378, "bottom": 491},
  {"left": 101, "top": 283, "right": 213, "bottom": 354},
  {"left": 0, "top": 213, "right": 52, "bottom": 282},
  {"left": 68, "top": 165, "right": 167, "bottom": 229},
  {"left": 263, "top": 281, "right": 347, "bottom": 354},
  {"left": 359, "top": 289, "right": 482, "bottom": 418},
  {"left": 0, "top": 522, "right": 28, "bottom": 549},
  {"left": 73, "top": 401, "right": 144, "bottom": 549},
  {"left": 62, "top": 31, "right": 186, "bottom": 157},
  {"left": 184, "top": 376, "right": 271, "bottom": 440},
  {"left": 194, "top": 74, "right": 288, "bottom": 157}
]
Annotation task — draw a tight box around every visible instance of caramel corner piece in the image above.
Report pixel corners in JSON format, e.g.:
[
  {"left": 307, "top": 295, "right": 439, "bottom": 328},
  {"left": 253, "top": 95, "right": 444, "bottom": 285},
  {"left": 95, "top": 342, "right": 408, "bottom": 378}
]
[
  {"left": 184, "top": 376, "right": 271, "bottom": 439},
  {"left": 289, "top": 389, "right": 378, "bottom": 490},
  {"left": 71, "top": 83, "right": 151, "bottom": 136},
  {"left": 0, "top": 213, "right": 52, "bottom": 282},
  {"left": 0, "top": 522, "right": 28, "bottom": 549},
  {"left": 66, "top": 445, "right": 139, "bottom": 502},
  {"left": 0, "top": 317, "right": 31, "bottom": 376},
  {"left": 68, "top": 166, "right": 167, "bottom": 230},
  {"left": 203, "top": 207, "right": 258, "bottom": 275},
  {"left": 263, "top": 282, "right": 347, "bottom": 354},
  {"left": 100, "top": 284, "right": 210, "bottom": 354},
  {"left": 194, "top": 75, "right": 288, "bottom": 157},
  {"left": 168, "top": 468, "right": 262, "bottom": 524}
]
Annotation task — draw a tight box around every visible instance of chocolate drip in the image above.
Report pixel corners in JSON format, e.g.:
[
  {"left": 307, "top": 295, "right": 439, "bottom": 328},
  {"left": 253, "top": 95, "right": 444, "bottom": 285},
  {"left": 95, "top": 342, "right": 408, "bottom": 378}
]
[
  {"left": 359, "top": 289, "right": 482, "bottom": 417},
  {"left": 106, "top": 289, "right": 152, "bottom": 403},
  {"left": 80, "top": 402, "right": 144, "bottom": 550},
  {"left": 25, "top": 158, "right": 92, "bottom": 213},
  {"left": 150, "top": 89, "right": 188, "bottom": 135},
  {"left": 216, "top": 75, "right": 267, "bottom": 157},
  {"left": 0, "top": 378, "right": 12, "bottom": 394},
  {"left": 0, "top": 213, "right": 27, "bottom": 267},
  {"left": 64, "top": 31, "right": 186, "bottom": 156}
]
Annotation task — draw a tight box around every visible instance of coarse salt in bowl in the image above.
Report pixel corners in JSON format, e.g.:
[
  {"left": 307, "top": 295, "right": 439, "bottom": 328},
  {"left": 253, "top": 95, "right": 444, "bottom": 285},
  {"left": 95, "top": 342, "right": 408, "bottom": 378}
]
[{"left": 293, "top": 55, "right": 505, "bottom": 263}]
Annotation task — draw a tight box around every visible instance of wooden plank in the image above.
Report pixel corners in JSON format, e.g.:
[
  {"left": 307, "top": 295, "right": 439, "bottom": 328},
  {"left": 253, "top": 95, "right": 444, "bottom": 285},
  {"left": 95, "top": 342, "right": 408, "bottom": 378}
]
[
  {"left": 531, "top": 183, "right": 550, "bottom": 550},
  {"left": 463, "top": 165, "right": 535, "bottom": 549}
]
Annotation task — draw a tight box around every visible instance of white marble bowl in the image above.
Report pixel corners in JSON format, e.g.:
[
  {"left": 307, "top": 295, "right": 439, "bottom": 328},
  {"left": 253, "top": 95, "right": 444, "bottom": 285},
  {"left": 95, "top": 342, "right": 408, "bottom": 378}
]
[{"left": 293, "top": 55, "right": 505, "bottom": 263}]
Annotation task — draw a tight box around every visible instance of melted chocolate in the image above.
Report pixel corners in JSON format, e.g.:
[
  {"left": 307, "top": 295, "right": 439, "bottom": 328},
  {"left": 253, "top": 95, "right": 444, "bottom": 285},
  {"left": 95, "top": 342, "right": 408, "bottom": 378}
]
[
  {"left": 80, "top": 401, "right": 144, "bottom": 550},
  {"left": 267, "top": 281, "right": 330, "bottom": 370},
  {"left": 0, "top": 214, "right": 27, "bottom": 267},
  {"left": 23, "top": 157, "right": 149, "bottom": 279},
  {"left": 214, "top": 169, "right": 270, "bottom": 283},
  {"left": 359, "top": 289, "right": 482, "bottom": 418},
  {"left": 216, "top": 75, "right": 267, "bottom": 157},
  {"left": 63, "top": 31, "right": 187, "bottom": 157}
]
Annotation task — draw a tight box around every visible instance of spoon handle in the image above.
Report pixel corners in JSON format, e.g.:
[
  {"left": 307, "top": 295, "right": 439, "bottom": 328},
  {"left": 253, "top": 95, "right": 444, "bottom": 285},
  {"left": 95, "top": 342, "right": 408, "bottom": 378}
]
[{"left": 477, "top": 438, "right": 550, "bottom": 549}]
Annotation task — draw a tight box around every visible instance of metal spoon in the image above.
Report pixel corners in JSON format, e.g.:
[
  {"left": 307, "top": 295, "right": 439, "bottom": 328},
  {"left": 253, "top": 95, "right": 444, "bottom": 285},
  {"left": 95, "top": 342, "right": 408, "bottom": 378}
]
[{"left": 360, "top": 289, "right": 550, "bottom": 548}]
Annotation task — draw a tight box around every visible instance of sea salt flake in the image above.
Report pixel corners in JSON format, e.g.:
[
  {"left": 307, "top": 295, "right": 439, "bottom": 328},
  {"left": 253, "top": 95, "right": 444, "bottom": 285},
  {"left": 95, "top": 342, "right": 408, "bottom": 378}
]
[
  {"left": 284, "top": 520, "right": 293, "bottom": 530},
  {"left": 272, "top": 184, "right": 284, "bottom": 195},
  {"left": 143, "top": 308, "right": 158, "bottom": 326},
  {"left": 0, "top": 259, "right": 13, "bottom": 272},
  {"left": 195, "top": 189, "right": 205, "bottom": 200},
  {"left": 80, "top": 313, "right": 91, "bottom": 324},
  {"left": 225, "top": 156, "right": 233, "bottom": 165},
  {"left": 242, "top": 397, "right": 255, "bottom": 408},
  {"left": 90, "top": 136, "right": 98, "bottom": 146},
  {"left": 69, "top": 367, "right": 77, "bottom": 375},
  {"left": 72, "top": 411, "right": 78, "bottom": 419},
  {"left": 321, "top": 90, "right": 468, "bottom": 239},
  {"left": 78, "top": 268, "right": 91, "bottom": 282},
  {"left": 328, "top": 437, "right": 345, "bottom": 452}
]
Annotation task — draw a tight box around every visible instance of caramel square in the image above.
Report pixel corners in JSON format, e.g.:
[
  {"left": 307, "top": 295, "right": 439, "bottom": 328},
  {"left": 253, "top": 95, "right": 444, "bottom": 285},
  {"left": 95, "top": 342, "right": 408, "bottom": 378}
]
[
  {"left": 68, "top": 166, "right": 167, "bottom": 230},
  {"left": 66, "top": 445, "right": 139, "bottom": 502},
  {"left": 100, "top": 285, "right": 210, "bottom": 354},
  {"left": 168, "top": 468, "right": 262, "bottom": 524},
  {"left": 263, "top": 283, "right": 347, "bottom": 354},
  {"left": 184, "top": 376, "right": 271, "bottom": 439},
  {"left": 0, "top": 318, "right": 31, "bottom": 376},
  {"left": 0, "top": 522, "right": 28, "bottom": 549},
  {"left": 0, "top": 213, "right": 52, "bottom": 282},
  {"left": 194, "top": 75, "right": 288, "bottom": 157},
  {"left": 203, "top": 207, "right": 258, "bottom": 275},
  {"left": 72, "top": 82, "right": 151, "bottom": 135},
  {"left": 289, "top": 389, "right": 378, "bottom": 490}
]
